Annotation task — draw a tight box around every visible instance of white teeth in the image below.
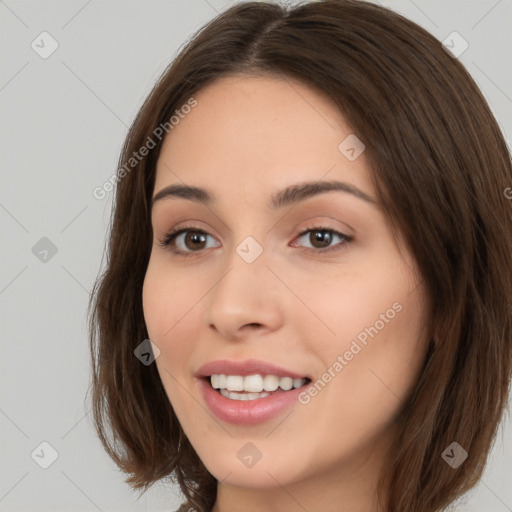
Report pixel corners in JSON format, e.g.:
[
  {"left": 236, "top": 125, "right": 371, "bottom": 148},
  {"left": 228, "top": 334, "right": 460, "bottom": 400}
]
[
  {"left": 210, "top": 374, "right": 223, "bottom": 389},
  {"left": 262, "top": 375, "right": 279, "bottom": 392},
  {"left": 210, "top": 374, "right": 307, "bottom": 393},
  {"left": 244, "top": 374, "right": 263, "bottom": 392},
  {"left": 220, "top": 389, "right": 270, "bottom": 401},
  {"left": 225, "top": 375, "right": 244, "bottom": 391},
  {"left": 279, "top": 376, "right": 293, "bottom": 391},
  {"left": 293, "top": 377, "right": 304, "bottom": 388}
]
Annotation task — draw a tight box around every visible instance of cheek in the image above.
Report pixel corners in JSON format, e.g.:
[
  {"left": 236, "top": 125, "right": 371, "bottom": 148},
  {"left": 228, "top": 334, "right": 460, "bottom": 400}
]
[
  {"left": 142, "top": 257, "right": 203, "bottom": 341},
  {"left": 295, "top": 252, "right": 428, "bottom": 434},
  {"left": 284, "top": 253, "right": 415, "bottom": 351},
  {"left": 142, "top": 258, "right": 206, "bottom": 394},
  {"left": 142, "top": 259, "right": 204, "bottom": 416}
]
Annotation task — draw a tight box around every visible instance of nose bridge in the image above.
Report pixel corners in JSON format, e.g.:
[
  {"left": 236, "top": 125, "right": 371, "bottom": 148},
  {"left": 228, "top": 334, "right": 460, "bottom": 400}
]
[{"left": 204, "top": 235, "right": 283, "bottom": 336}]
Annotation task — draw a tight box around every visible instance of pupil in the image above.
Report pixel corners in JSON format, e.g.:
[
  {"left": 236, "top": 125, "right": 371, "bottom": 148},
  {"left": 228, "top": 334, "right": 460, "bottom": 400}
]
[
  {"left": 187, "top": 231, "right": 205, "bottom": 249},
  {"left": 312, "top": 230, "right": 331, "bottom": 248}
]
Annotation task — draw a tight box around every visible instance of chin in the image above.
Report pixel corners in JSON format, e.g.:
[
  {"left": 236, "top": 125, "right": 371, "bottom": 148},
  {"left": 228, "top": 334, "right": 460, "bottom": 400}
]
[
  {"left": 205, "top": 457, "right": 299, "bottom": 489},
  {"left": 191, "top": 435, "right": 317, "bottom": 489}
]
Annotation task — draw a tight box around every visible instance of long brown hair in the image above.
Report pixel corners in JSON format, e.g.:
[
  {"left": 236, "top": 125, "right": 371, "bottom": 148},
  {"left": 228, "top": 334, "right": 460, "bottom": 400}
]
[{"left": 87, "top": 1, "right": 512, "bottom": 511}]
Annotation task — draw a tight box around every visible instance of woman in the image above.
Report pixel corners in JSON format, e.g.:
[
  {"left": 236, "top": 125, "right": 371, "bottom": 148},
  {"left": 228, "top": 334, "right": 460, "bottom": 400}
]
[{"left": 87, "top": 1, "right": 512, "bottom": 511}]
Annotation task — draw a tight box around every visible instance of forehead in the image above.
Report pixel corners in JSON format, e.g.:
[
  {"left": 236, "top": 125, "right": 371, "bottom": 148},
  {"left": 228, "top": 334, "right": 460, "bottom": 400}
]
[{"left": 154, "top": 74, "right": 371, "bottom": 202}]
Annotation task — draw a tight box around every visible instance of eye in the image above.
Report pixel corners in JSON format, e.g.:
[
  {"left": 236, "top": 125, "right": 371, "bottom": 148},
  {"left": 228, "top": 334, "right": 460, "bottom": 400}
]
[
  {"left": 158, "top": 225, "right": 220, "bottom": 256},
  {"left": 292, "top": 226, "right": 353, "bottom": 254},
  {"left": 157, "top": 224, "right": 353, "bottom": 257}
]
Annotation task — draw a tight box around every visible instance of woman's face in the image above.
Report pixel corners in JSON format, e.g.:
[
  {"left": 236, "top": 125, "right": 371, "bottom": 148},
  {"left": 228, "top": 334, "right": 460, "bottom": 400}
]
[{"left": 143, "top": 74, "right": 431, "bottom": 497}]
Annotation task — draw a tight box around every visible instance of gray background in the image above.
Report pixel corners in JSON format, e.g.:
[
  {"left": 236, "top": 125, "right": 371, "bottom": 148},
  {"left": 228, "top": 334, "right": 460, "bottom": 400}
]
[{"left": 1, "top": 0, "right": 511, "bottom": 510}]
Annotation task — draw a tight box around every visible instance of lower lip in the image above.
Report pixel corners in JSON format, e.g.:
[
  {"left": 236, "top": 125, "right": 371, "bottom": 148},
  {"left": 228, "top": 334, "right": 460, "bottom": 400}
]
[{"left": 198, "top": 378, "right": 305, "bottom": 425}]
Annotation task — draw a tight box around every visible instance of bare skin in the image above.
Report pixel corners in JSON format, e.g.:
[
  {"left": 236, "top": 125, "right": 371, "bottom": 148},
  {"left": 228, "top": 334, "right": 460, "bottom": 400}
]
[{"left": 142, "top": 74, "right": 431, "bottom": 512}]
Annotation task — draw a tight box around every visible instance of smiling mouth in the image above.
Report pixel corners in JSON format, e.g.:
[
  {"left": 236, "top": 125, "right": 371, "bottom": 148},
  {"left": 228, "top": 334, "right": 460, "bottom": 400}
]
[{"left": 205, "top": 374, "right": 312, "bottom": 401}]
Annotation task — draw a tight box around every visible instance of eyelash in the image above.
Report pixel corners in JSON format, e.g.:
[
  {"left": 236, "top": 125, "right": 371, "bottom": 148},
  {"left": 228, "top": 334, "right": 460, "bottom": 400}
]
[{"left": 157, "top": 223, "right": 353, "bottom": 258}]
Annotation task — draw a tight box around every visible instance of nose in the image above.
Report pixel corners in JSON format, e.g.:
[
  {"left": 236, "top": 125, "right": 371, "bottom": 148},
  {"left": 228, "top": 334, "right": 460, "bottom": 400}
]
[{"left": 204, "top": 247, "right": 284, "bottom": 340}]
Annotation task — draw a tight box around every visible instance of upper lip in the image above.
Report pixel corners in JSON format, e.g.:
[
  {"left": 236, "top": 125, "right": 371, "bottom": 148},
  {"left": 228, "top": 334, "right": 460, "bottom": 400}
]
[{"left": 196, "top": 359, "right": 310, "bottom": 380}]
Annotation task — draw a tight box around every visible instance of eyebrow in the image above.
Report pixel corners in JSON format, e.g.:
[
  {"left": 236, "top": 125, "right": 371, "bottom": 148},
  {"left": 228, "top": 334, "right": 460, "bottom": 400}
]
[{"left": 151, "top": 180, "right": 376, "bottom": 209}]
